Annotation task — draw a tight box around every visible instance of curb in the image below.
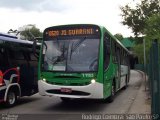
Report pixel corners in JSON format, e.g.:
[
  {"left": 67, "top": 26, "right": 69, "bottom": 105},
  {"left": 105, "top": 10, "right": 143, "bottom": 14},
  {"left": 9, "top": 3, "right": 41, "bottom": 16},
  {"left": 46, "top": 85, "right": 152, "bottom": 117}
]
[{"left": 128, "top": 70, "right": 151, "bottom": 114}]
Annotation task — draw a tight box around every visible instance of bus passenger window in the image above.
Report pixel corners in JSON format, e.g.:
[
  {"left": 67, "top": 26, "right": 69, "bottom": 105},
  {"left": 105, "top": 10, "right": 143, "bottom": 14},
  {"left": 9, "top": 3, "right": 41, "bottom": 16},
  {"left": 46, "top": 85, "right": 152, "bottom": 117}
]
[
  {"left": 0, "top": 49, "right": 3, "bottom": 67},
  {"left": 104, "top": 34, "right": 110, "bottom": 70},
  {"left": 111, "top": 41, "right": 117, "bottom": 63}
]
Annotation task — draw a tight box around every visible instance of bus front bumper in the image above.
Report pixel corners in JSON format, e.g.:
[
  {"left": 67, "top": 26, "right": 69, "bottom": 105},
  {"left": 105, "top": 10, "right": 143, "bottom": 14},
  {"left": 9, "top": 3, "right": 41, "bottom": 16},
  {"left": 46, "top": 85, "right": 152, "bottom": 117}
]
[{"left": 38, "top": 80, "right": 103, "bottom": 99}]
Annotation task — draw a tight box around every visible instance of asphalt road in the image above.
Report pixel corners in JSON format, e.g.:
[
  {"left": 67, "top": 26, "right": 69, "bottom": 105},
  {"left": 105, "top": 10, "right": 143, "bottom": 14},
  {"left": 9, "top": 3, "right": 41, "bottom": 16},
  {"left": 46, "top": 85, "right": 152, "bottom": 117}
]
[{"left": 0, "top": 70, "right": 143, "bottom": 120}]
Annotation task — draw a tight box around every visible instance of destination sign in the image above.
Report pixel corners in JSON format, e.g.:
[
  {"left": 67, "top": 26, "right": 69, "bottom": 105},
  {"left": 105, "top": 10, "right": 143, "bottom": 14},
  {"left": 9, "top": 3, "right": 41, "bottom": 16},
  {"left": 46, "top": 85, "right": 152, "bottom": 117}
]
[{"left": 44, "top": 25, "right": 100, "bottom": 38}]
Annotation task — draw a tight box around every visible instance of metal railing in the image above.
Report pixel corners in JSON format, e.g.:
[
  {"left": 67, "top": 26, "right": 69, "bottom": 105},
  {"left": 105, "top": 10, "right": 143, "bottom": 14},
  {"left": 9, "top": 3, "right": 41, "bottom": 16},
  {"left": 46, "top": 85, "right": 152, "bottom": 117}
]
[{"left": 148, "top": 40, "right": 160, "bottom": 116}]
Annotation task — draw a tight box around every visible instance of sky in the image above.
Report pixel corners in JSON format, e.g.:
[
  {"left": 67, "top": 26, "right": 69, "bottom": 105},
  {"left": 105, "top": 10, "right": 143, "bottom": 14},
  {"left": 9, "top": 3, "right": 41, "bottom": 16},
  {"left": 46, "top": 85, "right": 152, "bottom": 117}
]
[{"left": 0, "top": 0, "right": 136, "bottom": 37}]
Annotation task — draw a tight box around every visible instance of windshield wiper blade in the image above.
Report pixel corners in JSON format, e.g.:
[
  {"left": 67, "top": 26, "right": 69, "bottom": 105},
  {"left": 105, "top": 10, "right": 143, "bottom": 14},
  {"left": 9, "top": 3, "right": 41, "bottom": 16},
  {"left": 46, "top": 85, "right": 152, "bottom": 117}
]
[
  {"left": 52, "top": 43, "right": 66, "bottom": 64},
  {"left": 71, "top": 37, "right": 86, "bottom": 52},
  {"left": 69, "top": 37, "right": 86, "bottom": 59}
]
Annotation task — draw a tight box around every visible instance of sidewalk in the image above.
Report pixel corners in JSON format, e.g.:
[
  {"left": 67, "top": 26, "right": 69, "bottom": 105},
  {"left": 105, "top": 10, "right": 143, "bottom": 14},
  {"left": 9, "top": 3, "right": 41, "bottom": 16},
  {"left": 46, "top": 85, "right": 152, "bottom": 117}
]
[{"left": 128, "top": 71, "right": 151, "bottom": 114}]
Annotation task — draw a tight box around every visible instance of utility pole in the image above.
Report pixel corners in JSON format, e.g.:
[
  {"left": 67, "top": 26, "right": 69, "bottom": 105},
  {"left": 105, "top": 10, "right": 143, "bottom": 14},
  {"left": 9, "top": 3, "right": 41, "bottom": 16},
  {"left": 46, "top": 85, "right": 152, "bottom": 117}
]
[{"left": 143, "top": 38, "right": 146, "bottom": 91}]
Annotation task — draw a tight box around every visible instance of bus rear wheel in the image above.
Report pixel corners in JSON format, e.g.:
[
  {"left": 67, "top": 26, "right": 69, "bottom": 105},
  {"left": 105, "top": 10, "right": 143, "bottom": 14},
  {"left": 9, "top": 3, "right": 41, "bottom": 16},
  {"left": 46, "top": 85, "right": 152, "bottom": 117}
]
[{"left": 5, "top": 90, "right": 17, "bottom": 107}]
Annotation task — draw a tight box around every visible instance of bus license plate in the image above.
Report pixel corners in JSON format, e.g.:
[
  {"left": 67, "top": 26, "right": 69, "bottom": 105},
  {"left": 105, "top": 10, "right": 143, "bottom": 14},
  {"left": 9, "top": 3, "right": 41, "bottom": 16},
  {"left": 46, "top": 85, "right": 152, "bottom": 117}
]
[{"left": 60, "top": 88, "right": 72, "bottom": 93}]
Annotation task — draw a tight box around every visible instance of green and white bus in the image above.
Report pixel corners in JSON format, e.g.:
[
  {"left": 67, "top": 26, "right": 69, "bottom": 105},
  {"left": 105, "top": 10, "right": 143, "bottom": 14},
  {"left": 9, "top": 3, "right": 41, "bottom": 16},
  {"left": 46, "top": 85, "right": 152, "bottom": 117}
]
[{"left": 38, "top": 24, "right": 130, "bottom": 102}]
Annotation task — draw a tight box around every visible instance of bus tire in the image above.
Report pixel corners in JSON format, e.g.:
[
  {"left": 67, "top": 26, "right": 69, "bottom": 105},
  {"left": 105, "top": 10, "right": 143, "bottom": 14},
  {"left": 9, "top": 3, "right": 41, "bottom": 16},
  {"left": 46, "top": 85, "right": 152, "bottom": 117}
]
[
  {"left": 60, "top": 97, "right": 72, "bottom": 102},
  {"left": 107, "top": 82, "right": 115, "bottom": 103},
  {"left": 5, "top": 90, "right": 17, "bottom": 107}
]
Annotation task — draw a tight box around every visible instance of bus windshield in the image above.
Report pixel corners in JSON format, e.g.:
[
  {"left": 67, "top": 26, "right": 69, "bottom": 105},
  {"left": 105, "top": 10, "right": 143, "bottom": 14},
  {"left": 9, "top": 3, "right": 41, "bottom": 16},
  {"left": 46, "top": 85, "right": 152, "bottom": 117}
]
[{"left": 42, "top": 37, "right": 99, "bottom": 72}]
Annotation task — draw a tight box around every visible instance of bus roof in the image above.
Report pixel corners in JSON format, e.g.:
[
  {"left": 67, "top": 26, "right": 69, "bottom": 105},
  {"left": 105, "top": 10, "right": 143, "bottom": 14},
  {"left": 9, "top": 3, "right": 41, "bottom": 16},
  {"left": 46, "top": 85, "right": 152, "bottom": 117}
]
[{"left": 0, "top": 33, "right": 41, "bottom": 46}]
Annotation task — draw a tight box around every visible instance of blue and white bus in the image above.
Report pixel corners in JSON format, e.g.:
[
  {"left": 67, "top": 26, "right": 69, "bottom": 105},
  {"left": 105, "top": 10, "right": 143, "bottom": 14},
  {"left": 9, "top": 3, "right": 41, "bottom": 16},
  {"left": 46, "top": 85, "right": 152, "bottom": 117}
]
[{"left": 0, "top": 33, "right": 40, "bottom": 107}]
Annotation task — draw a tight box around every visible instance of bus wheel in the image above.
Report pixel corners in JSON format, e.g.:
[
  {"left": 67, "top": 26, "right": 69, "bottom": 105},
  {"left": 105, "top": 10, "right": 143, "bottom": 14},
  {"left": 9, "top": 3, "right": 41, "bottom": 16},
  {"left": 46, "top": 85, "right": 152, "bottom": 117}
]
[
  {"left": 107, "top": 83, "right": 115, "bottom": 103},
  {"left": 60, "top": 97, "right": 72, "bottom": 102},
  {"left": 5, "top": 90, "right": 17, "bottom": 107}
]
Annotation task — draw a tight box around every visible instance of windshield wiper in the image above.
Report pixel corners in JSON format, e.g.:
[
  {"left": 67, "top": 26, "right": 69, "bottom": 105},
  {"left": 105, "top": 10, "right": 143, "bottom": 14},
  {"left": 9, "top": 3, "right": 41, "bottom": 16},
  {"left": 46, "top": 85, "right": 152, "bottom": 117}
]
[
  {"left": 71, "top": 37, "right": 86, "bottom": 52},
  {"left": 52, "top": 43, "right": 66, "bottom": 65},
  {"left": 69, "top": 37, "right": 86, "bottom": 59}
]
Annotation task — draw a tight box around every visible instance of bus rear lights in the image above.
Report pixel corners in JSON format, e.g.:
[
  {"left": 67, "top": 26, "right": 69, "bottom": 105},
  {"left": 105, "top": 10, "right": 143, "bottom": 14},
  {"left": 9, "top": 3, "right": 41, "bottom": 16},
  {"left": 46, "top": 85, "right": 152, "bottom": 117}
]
[
  {"left": 0, "top": 83, "right": 4, "bottom": 86},
  {"left": 91, "top": 79, "right": 96, "bottom": 84}
]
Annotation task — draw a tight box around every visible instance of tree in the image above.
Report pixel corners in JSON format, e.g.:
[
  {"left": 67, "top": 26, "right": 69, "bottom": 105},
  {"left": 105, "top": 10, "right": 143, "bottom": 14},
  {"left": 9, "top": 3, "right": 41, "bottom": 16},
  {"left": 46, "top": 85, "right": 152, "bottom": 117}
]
[
  {"left": 120, "top": 0, "right": 160, "bottom": 64},
  {"left": 20, "top": 24, "right": 42, "bottom": 41},
  {"left": 120, "top": 0, "right": 160, "bottom": 36},
  {"left": 133, "top": 14, "right": 160, "bottom": 64},
  {"left": 144, "top": 13, "right": 160, "bottom": 41},
  {"left": 114, "top": 33, "right": 123, "bottom": 41},
  {"left": 133, "top": 44, "right": 144, "bottom": 63}
]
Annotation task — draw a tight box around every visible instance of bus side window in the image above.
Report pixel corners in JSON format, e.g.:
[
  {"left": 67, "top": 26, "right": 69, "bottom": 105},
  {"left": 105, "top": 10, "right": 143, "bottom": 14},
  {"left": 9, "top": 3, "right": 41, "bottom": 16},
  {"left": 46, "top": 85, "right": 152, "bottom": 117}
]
[
  {"left": 112, "top": 41, "right": 117, "bottom": 63},
  {"left": 0, "top": 48, "right": 4, "bottom": 68},
  {"left": 122, "top": 50, "right": 126, "bottom": 65},
  {"left": 10, "top": 50, "right": 25, "bottom": 67},
  {"left": 120, "top": 49, "right": 123, "bottom": 65},
  {"left": 115, "top": 44, "right": 121, "bottom": 64},
  {"left": 104, "top": 33, "right": 110, "bottom": 70}
]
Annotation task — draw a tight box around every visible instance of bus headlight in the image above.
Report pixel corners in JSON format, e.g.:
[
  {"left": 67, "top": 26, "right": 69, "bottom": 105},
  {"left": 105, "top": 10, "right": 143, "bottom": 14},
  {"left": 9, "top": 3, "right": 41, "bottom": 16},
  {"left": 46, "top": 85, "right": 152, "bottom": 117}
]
[
  {"left": 91, "top": 79, "right": 96, "bottom": 84},
  {"left": 42, "top": 78, "right": 46, "bottom": 82}
]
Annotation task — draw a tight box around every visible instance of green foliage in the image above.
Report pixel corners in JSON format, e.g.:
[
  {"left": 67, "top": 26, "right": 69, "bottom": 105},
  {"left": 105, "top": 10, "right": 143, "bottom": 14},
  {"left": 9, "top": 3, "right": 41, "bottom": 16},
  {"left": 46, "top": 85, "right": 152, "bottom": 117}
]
[
  {"left": 120, "top": 0, "right": 160, "bottom": 36},
  {"left": 133, "top": 43, "right": 144, "bottom": 63},
  {"left": 144, "top": 13, "right": 160, "bottom": 41},
  {"left": 120, "top": 0, "right": 160, "bottom": 64},
  {"left": 114, "top": 33, "right": 123, "bottom": 41},
  {"left": 20, "top": 25, "right": 42, "bottom": 41},
  {"left": 143, "top": 13, "right": 160, "bottom": 63},
  {"left": 133, "top": 39, "right": 152, "bottom": 64}
]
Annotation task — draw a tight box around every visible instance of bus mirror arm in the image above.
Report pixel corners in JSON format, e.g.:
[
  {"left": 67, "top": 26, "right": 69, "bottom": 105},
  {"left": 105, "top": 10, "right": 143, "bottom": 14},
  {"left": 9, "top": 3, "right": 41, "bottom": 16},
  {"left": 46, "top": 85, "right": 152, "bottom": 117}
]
[
  {"left": 33, "top": 40, "right": 36, "bottom": 53},
  {"left": 33, "top": 40, "right": 38, "bottom": 58}
]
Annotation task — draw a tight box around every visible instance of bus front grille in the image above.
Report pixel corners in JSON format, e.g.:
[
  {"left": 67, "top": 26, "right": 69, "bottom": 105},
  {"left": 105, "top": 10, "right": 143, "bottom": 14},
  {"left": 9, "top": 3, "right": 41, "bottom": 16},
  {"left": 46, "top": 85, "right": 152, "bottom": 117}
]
[
  {"left": 46, "top": 89, "right": 90, "bottom": 96},
  {"left": 46, "top": 81, "right": 90, "bottom": 86}
]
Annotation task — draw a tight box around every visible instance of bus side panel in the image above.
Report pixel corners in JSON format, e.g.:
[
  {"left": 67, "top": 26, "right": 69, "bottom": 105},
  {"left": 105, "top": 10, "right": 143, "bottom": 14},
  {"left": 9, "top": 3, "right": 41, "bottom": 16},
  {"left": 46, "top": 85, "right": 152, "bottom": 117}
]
[
  {"left": 19, "top": 65, "right": 38, "bottom": 96},
  {"left": 103, "top": 31, "right": 117, "bottom": 99},
  {"left": 103, "top": 69, "right": 112, "bottom": 99},
  {"left": 103, "top": 62, "right": 117, "bottom": 99},
  {"left": 10, "top": 48, "right": 39, "bottom": 97},
  {"left": 120, "top": 65, "right": 129, "bottom": 88}
]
